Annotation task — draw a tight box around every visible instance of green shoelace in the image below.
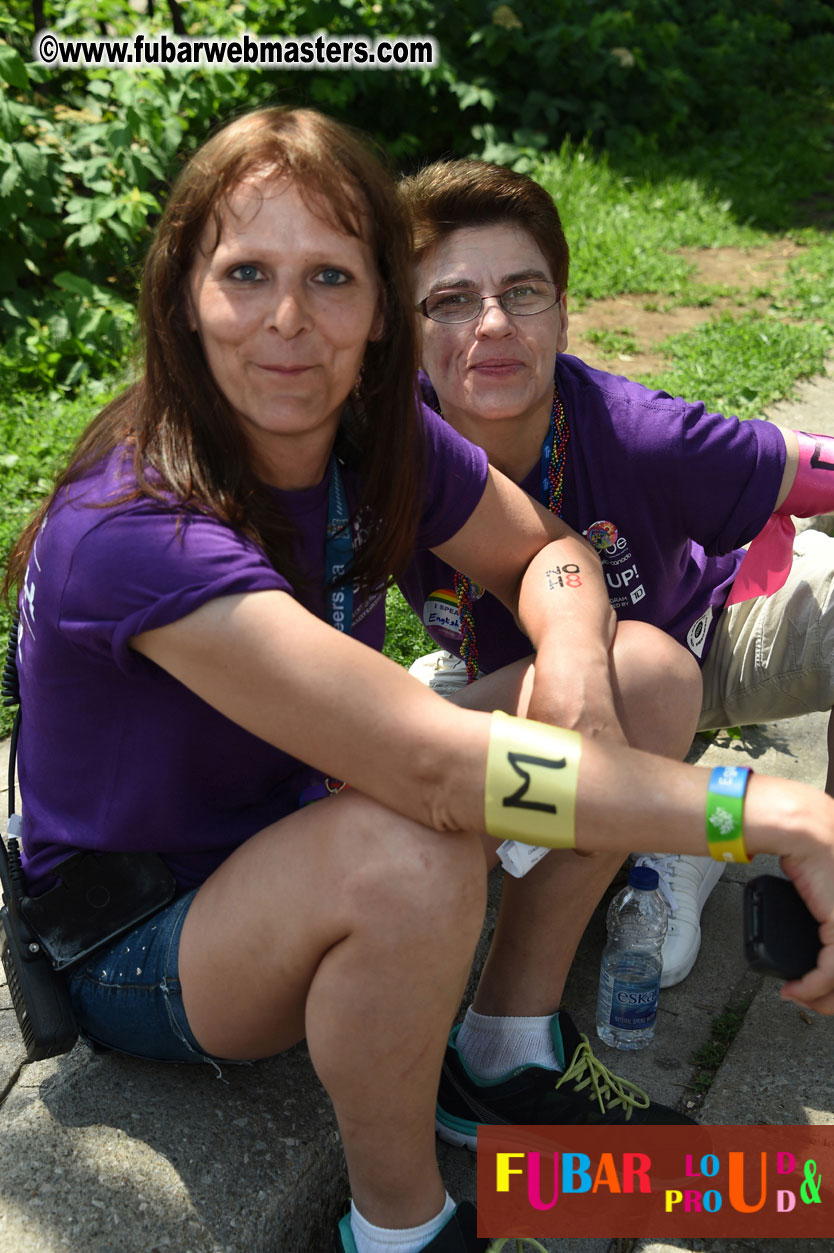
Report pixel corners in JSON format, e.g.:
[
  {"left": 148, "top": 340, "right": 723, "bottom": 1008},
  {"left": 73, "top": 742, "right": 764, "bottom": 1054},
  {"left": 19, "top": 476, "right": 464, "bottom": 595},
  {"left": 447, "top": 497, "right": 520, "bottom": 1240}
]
[
  {"left": 555, "top": 1031, "right": 651, "bottom": 1119},
  {"left": 478, "top": 1038, "right": 654, "bottom": 1251},
  {"left": 487, "top": 1239, "right": 548, "bottom": 1252}
]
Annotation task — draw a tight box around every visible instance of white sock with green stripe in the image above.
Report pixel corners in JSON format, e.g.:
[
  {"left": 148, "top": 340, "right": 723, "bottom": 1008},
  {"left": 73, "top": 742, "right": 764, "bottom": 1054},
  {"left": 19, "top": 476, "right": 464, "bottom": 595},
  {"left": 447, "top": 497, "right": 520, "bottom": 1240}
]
[
  {"left": 455, "top": 1006, "right": 565, "bottom": 1080},
  {"left": 347, "top": 1193, "right": 457, "bottom": 1253}
]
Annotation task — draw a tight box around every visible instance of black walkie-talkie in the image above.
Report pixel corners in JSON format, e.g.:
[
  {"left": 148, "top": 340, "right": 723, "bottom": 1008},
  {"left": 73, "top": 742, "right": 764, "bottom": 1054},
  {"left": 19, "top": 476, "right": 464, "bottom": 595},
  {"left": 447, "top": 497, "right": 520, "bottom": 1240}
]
[{"left": 1, "top": 613, "right": 78, "bottom": 1061}]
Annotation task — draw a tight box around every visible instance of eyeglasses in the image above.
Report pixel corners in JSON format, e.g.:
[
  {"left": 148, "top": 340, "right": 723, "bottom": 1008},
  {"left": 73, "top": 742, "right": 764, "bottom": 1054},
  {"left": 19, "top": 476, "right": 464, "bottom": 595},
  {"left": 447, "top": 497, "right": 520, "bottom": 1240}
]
[{"left": 418, "top": 280, "right": 559, "bottom": 324}]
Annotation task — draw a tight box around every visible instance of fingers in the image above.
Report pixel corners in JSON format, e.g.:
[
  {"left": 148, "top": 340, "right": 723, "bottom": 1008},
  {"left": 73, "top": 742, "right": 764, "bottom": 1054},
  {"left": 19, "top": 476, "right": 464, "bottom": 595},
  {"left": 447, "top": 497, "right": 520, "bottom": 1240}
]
[{"left": 780, "top": 941, "right": 834, "bottom": 1014}]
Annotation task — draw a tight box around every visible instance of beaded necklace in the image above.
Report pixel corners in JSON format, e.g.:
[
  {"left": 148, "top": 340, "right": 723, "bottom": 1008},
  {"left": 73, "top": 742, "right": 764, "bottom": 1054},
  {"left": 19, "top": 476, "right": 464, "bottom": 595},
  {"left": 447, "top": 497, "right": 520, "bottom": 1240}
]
[{"left": 453, "top": 385, "right": 569, "bottom": 683}]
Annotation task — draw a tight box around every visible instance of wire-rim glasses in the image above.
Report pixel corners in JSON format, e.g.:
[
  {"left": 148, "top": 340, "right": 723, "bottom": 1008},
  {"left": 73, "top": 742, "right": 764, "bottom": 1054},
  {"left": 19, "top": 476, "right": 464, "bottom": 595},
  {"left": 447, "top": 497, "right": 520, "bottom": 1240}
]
[{"left": 418, "top": 280, "right": 559, "bottom": 324}]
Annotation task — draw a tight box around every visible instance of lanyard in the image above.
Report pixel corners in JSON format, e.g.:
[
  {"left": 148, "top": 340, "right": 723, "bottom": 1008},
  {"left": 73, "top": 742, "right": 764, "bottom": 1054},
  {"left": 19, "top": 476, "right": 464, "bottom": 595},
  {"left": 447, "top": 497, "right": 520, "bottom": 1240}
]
[
  {"left": 540, "top": 412, "right": 556, "bottom": 499},
  {"left": 326, "top": 456, "right": 354, "bottom": 634},
  {"left": 297, "top": 461, "right": 355, "bottom": 808}
]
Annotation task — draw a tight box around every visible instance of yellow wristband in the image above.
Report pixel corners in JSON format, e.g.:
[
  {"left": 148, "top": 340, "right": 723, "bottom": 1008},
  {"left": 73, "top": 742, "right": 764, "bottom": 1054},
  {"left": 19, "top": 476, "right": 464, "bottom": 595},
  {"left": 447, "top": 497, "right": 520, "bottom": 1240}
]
[
  {"left": 705, "top": 764, "right": 752, "bottom": 863},
  {"left": 484, "top": 710, "right": 582, "bottom": 848}
]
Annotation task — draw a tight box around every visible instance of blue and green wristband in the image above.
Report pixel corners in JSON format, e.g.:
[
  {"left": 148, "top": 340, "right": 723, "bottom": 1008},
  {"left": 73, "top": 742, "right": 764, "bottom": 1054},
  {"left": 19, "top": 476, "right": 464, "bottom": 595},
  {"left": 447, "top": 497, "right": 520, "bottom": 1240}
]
[{"left": 705, "top": 764, "right": 752, "bottom": 863}]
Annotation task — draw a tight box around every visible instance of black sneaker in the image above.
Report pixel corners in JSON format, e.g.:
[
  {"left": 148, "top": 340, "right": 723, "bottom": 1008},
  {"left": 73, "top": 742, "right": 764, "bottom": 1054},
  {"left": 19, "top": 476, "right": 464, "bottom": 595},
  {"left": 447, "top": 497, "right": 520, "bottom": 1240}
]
[
  {"left": 436, "top": 1010, "right": 696, "bottom": 1148},
  {"left": 335, "top": 1202, "right": 548, "bottom": 1252}
]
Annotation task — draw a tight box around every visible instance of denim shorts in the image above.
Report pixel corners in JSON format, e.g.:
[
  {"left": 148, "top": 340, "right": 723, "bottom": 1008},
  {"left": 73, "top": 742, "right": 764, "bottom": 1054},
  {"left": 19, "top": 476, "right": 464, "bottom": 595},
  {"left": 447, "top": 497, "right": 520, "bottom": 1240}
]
[{"left": 66, "top": 888, "right": 233, "bottom": 1067}]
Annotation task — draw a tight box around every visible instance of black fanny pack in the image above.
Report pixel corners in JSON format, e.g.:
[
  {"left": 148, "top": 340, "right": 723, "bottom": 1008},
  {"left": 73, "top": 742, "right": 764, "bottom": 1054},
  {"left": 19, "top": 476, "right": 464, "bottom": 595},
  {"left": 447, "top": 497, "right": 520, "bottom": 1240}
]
[{"left": 20, "top": 847, "right": 176, "bottom": 970}]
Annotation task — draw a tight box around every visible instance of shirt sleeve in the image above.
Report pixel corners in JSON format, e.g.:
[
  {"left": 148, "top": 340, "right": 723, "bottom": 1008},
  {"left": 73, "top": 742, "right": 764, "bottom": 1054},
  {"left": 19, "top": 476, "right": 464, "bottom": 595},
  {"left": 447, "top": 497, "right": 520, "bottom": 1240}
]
[
  {"left": 413, "top": 401, "right": 490, "bottom": 551},
  {"left": 58, "top": 503, "right": 290, "bottom": 676},
  {"left": 673, "top": 403, "right": 786, "bottom": 555}
]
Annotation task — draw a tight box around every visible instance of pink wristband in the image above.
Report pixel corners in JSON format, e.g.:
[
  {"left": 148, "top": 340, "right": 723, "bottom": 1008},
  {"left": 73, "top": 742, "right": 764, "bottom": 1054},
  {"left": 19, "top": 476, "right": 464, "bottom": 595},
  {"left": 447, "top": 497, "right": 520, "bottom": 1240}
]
[{"left": 781, "top": 431, "right": 834, "bottom": 517}]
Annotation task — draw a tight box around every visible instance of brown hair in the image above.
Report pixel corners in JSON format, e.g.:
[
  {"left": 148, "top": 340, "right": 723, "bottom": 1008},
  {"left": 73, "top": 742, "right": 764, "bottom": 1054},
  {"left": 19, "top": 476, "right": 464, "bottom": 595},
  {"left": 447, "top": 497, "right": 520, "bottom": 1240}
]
[
  {"left": 399, "top": 158, "right": 570, "bottom": 292},
  {"left": 5, "top": 107, "right": 422, "bottom": 600}
]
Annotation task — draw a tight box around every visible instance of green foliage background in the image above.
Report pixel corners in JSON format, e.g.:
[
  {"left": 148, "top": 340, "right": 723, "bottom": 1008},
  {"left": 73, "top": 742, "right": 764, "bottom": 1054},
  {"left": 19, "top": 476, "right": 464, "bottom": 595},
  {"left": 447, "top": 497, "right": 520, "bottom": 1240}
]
[{"left": 2, "top": 0, "right": 833, "bottom": 386}]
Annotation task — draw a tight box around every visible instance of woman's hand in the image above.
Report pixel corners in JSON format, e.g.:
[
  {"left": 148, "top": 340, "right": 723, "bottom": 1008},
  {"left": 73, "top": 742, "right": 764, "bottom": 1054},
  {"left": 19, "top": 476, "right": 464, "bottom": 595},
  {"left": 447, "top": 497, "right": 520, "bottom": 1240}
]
[
  {"left": 524, "top": 634, "right": 626, "bottom": 747},
  {"left": 746, "top": 779, "right": 834, "bottom": 1014},
  {"left": 779, "top": 828, "right": 834, "bottom": 1013},
  {"left": 434, "top": 465, "right": 623, "bottom": 742}
]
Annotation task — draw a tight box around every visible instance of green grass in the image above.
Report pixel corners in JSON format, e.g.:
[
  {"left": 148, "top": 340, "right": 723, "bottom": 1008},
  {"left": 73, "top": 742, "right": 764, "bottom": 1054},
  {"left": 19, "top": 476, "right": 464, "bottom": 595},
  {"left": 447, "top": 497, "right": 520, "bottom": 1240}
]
[
  {"left": 383, "top": 585, "right": 435, "bottom": 669},
  {"left": 688, "top": 996, "right": 754, "bottom": 1098},
  {"left": 0, "top": 391, "right": 97, "bottom": 565},
  {"left": 637, "top": 310, "right": 832, "bottom": 419},
  {"left": 0, "top": 379, "right": 116, "bottom": 735},
  {"left": 585, "top": 328, "right": 640, "bottom": 359},
  {"left": 535, "top": 142, "right": 770, "bottom": 305},
  {"left": 785, "top": 240, "right": 834, "bottom": 328}
]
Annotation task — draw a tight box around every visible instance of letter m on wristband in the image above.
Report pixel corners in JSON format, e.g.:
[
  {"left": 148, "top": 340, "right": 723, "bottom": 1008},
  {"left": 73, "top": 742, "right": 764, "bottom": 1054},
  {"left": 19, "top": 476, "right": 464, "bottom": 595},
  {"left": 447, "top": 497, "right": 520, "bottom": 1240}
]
[{"left": 502, "top": 753, "right": 564, "bottom": 814}]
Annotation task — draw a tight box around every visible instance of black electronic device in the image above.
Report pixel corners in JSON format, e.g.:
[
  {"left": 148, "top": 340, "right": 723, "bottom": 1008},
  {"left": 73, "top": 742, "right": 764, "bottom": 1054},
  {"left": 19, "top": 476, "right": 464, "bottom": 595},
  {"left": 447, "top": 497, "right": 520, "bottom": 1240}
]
[{"left": 743, "top": 873, "right": 823, "bottom": 981}]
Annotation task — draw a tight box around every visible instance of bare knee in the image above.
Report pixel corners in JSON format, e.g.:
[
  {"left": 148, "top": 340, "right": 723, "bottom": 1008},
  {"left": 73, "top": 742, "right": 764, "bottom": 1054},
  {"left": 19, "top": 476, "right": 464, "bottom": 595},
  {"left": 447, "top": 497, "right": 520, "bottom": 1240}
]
[
  {"left": 610, "top": 621, "right": 702, "bottom": 758},
  {"left": 337, "top": 793, "right": 487, "bottom": 954}
]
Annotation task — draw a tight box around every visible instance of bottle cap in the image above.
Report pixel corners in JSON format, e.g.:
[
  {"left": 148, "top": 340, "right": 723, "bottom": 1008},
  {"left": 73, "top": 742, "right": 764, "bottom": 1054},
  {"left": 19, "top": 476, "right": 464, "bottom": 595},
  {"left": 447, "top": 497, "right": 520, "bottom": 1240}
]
[{"left": 628, "top": 865, "right": 659, "bottom": 891}]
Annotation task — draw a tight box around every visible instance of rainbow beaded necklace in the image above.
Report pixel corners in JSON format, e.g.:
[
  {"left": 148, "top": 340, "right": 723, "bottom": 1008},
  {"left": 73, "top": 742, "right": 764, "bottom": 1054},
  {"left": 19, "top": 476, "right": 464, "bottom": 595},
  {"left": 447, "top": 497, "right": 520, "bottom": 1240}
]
[{"left": 453, "top": 385, "right": 569, "bottom": 683}]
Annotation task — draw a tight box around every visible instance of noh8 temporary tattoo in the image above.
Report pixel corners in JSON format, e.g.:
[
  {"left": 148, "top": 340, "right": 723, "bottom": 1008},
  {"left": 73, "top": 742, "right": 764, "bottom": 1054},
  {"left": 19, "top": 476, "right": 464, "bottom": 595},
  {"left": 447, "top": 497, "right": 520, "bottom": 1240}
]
[{"left": 546, "top": 563, "right": 582, "bottom": 590}]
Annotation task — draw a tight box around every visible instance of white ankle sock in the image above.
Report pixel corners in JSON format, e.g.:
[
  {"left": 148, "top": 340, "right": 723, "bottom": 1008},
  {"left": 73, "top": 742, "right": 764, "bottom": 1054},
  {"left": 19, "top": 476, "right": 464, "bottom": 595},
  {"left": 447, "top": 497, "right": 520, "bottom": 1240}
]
[
  {"left": 455, "top": 1006, "right": 563, "bottom": 1080},
  {"left": 349, "top": 1193, "right": 456, "bottom": 1253}
]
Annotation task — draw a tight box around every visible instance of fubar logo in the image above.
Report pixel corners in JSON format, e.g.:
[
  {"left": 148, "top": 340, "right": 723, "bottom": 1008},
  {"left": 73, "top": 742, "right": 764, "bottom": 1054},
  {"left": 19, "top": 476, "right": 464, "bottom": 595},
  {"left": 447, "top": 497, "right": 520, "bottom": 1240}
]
[{"left": 477, "top": 1125, "right": 833, "bottom": 1238}]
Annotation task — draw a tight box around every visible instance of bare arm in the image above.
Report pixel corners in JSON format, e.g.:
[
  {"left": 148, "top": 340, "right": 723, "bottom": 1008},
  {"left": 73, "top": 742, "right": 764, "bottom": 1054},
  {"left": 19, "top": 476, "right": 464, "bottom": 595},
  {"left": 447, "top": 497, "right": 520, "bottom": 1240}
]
[
  {"left": 132, "top": 589, "right": 493, "bottom": 833},
  {"left": 431, "top": 465, "right": 623, "bottom": 739},
  {"left": 132, "top": 592, "right": 834, "bottom": 1010},
  {"left": 126, "top": 585, "right": 811, "bottom": 861}
]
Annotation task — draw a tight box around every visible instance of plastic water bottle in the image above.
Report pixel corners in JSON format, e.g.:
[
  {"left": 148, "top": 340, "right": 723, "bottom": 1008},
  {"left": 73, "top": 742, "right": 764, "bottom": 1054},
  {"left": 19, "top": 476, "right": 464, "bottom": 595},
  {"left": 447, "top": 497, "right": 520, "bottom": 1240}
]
[{"left": 596, "top": 865, "right": 667, "bottom": 1050}]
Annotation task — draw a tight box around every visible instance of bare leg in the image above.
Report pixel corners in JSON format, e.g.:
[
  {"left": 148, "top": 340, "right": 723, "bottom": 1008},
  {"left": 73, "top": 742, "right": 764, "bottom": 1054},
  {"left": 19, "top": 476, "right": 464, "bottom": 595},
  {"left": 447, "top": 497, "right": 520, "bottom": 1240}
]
[
  {"left": 826, "top": 706, "right": 834, "bottom": 798},
  {"left": 451, "top": 621, "right": 702, "bottom": 1013},
  {"left": 177, "top": 791, "right": 486, "bottom": 1227}
]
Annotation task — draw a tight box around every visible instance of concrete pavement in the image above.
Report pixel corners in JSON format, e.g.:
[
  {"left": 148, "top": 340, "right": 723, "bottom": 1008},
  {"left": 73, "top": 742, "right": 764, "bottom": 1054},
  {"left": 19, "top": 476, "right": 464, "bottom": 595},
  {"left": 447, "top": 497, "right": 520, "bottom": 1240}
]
[{"left": 3, "top": 369, "right": 834, "bottom": 1251}]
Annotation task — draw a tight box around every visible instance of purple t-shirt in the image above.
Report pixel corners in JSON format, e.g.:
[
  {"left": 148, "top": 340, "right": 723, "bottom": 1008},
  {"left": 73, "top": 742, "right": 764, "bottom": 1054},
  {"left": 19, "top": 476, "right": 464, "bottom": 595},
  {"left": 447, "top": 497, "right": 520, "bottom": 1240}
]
[
  {"left": 17, "top": 404, "right": 487, "bottom": 893},
  {"left": 399, "top": 354, "right": 786, "bottom": 674}
]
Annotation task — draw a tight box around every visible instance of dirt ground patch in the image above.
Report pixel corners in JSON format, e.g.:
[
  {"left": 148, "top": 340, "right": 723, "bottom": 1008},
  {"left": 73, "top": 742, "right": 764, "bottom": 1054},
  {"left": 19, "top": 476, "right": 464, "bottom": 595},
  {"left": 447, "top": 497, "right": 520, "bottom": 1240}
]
[{"left": 567, "top": 241, "right": 804, "bottom": 377}]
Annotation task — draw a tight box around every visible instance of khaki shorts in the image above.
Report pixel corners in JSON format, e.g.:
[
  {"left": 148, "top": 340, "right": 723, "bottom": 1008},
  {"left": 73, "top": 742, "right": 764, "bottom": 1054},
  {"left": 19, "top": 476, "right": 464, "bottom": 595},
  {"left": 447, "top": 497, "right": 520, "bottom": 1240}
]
[
  {"left": 699, "top": 527, "right": 834, "bottom": 730},
  {"left": 410, "top": 528, "right": 834, "bottom": 730}
]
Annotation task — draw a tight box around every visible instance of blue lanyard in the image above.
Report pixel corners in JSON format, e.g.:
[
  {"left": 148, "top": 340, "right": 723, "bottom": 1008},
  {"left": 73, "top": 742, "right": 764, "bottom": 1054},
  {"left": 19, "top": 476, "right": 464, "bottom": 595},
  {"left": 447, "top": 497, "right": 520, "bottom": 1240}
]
[
  {"left": 326, "top": 457, "right": 354, "bottom": 633},
  {"left": 540, "top": 407, "right": 556, "bottom": 500}
]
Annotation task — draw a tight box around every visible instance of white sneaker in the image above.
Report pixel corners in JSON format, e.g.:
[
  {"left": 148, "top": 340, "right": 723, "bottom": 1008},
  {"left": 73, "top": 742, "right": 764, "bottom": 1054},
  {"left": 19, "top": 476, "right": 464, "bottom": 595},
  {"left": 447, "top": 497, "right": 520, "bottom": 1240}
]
[
  {"left": 408, "top": 649, "right": 470, "bottom": 696},
  {"left": 633, "top": 853, "right": 725, "bottom": 987}
]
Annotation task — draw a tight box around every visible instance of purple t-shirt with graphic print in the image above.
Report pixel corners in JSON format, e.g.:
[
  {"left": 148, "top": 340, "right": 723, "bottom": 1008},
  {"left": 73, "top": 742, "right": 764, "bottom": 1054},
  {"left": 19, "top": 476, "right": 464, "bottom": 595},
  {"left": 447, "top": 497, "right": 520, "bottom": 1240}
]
[
  {"left": 398, "top": 354, "right": 786, "bottom": 674},
  {"left": 17, "top": 404, "right": 487, "bottom": 894}
]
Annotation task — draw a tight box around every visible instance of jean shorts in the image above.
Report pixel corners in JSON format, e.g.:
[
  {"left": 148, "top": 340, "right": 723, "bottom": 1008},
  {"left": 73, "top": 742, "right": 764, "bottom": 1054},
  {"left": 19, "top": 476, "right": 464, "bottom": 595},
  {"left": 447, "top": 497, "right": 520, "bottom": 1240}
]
[{"left": 66, "top": 888, "right": 232, "bottom": 1067}]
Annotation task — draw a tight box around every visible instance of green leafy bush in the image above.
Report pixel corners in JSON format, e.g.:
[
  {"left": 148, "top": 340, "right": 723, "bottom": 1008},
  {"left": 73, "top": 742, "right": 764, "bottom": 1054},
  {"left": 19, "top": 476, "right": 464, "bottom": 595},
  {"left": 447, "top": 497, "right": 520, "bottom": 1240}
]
[
  {"left": 1, "top": 0, "right": 833, "bottom": 388},
  {"left": 1, "top": 274, "right": 136, "bottom": 388}
]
